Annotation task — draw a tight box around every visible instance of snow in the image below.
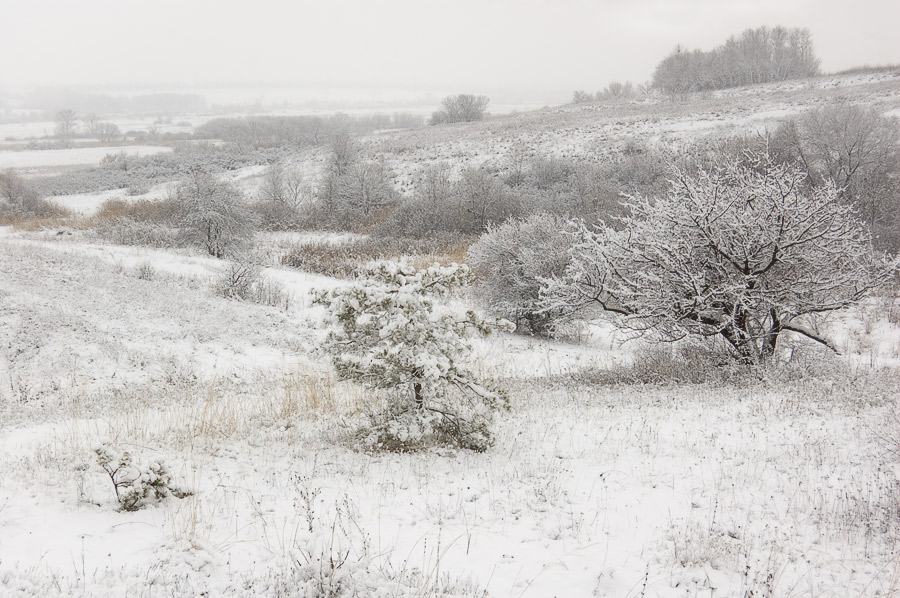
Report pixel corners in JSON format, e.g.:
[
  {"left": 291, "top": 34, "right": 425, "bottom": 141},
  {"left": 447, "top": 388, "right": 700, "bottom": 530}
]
[
  {"left": 0, "top": 145, "right": 172, "bottom": 169},
  {"left": 41, "top": 188, "right": 129, "bottom": 216},
  {"left": 1, "top": 70, "right": 900, "bottom": 596},
  {"left": 1, "top": 227, "right": 897, "bottom": 597}
]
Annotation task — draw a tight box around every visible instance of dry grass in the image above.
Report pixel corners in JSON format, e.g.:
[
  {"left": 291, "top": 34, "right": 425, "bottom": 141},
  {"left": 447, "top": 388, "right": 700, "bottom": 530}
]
[
  {"left": 282, "top": 234, "right": 477, "bottom": 278},
  {"left": 0, "top": 198, "right": 73, "bottom": 230},
  {"left": 88, "top": 197, "right": 176, "bottom": 224}
]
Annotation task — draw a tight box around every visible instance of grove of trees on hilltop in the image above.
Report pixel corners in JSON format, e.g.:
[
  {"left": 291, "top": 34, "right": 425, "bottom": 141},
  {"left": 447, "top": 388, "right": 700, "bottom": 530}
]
[{"left": 652, "top": 26, "right": 820, "bottom": 95}]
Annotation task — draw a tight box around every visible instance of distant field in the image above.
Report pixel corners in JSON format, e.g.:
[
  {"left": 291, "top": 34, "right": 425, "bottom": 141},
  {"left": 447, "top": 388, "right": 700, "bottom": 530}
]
[{"left": 0, "top": 145, "right": 173, "bottom": 169}]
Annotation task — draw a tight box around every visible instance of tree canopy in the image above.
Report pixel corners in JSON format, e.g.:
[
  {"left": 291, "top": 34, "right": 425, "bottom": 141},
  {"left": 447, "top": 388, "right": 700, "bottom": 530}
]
[{"left": 548, "top": 150, "right": 897, "bottom": 363}]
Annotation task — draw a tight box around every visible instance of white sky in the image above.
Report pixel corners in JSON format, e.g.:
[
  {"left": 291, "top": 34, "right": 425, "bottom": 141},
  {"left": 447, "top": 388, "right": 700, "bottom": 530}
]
[{"left": 2, "top": 0, "right": 898, "bottom": 94}]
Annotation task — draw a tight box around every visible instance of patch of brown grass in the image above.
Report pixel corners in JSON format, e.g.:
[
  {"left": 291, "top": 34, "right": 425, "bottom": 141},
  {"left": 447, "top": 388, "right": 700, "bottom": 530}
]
[{"left": 281, "top": 234, "right": 477, "bottom": 278}]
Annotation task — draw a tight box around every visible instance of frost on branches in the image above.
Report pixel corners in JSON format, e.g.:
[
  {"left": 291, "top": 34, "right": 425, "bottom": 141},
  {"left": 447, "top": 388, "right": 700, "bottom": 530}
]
[
  {"left": 313, "top": 261, "right": 513, "bottom": 452},
  {"left": 548, "top": 150, "right": 898, "bottom": 364}
]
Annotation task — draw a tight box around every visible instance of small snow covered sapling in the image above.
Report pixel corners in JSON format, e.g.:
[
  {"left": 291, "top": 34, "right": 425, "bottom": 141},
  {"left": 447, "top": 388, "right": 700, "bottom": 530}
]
[
  {"left": 313, "top": 261, "right": 513, "bottom": 452},
  {"left": 94, "top": 443, "right": 189, "bottom": 511}
]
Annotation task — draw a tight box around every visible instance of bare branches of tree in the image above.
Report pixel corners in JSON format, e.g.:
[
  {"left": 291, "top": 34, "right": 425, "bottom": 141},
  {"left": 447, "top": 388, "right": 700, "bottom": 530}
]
[{"left": 548, "top": 150, "right": 897, "bottom": 363}]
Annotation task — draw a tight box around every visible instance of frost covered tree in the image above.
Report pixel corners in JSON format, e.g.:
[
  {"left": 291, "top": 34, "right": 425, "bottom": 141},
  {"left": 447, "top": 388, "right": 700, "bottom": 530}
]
[
  {"left": 548, "top": 150, "right": 898, "bottom": 364},
  {"left": 82, "top": 112, "right": 99, "bottom": 137},
  {"left": 313, "top": 262, "right": 512, "bottom": 451},
  {"left": 173, "top": 170, "right": 258, "bottom": 258},
  {"left": 468, "top": 213, "right": 574, "bottom": 337}
]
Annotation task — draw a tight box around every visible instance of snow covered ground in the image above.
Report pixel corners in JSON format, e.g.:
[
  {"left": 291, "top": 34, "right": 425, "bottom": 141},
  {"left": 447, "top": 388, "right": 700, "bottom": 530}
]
[
  {"left": 1, "top": 70, "right": 900, "bottom": 597},
  {"left": 0, "top": 226, "right": 898, "bottom": 597},
  {"left": 0, "top": 145, "right": 172, "bottom": 170}
]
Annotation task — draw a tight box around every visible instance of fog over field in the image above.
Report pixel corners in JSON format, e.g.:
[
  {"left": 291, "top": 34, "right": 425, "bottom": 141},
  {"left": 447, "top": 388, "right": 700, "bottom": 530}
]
[
  {"left": 2, "top": 0, "right": 899, "bottom": 112},
  {"left": 1, "top": 2, "right": 900, "bottom": 597}
]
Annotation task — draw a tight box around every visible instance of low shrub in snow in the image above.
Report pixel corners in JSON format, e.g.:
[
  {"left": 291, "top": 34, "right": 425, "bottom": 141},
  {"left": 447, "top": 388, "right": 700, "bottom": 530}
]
[
  {"left": 313, "top": 261, "right": 512, "bottom": 452},
  {"left": 0, "top": 171, "right": 71, "bottom": 226},
  {"left": 214, "top": 259, "right": 292, "bottom": 310},
  {"left": 94, "top": 443, "right": 188, "bottom": 511}
]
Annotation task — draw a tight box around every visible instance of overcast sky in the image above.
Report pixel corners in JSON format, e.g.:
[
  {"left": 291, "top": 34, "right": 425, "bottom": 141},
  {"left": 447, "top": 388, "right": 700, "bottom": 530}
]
[{"left": 2, "top": 0, "right": 898, "bottom": 95}]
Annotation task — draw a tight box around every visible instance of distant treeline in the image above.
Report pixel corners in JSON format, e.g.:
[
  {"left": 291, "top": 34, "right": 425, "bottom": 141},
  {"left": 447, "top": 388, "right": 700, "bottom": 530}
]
[
  {"left": 195, "top": 113, "right": 424, "bottom": 149},
  {"left": 652, "top": 26, "right": 820, "bottom": 95}
]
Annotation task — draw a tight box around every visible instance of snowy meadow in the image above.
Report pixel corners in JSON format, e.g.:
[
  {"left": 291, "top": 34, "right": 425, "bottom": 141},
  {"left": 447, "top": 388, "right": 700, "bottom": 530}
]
[{"left": 2, "top": 66, "right": 900, "bottom": 598}]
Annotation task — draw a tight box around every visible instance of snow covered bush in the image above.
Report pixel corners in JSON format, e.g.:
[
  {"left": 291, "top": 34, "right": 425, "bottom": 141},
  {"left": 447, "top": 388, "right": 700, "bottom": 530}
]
[
  {"left": 313, "top": 261, "right": 513, "bottom": 452},
  {"left": 548, "top": 149, "right": 899, "bottom": 364},
  {"left": 214, "top": 259, "right": 291, "bottom": 310},
  {"left": 173, "top": 170, "right": 258, "bottom": 258},
  {"left": 468, "top": 213, "right": 574, "bottom": 337},
  {"left": 0, "top": 170, "right": 70, "bottom": 223},
  {"left": 94, "top": 443, "right": 188, "bottom": 511}
]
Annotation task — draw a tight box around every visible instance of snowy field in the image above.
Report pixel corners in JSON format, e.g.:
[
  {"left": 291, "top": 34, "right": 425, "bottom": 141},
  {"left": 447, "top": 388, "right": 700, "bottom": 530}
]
[
  {"left": 0, "top": 225, "right": 898, "bottom": 597},
  {"left": 0, "top": 146, "right": 172, "bottom": 170},
  {"left": 1, "top": 70, "right": 900, "bottom": 597}
]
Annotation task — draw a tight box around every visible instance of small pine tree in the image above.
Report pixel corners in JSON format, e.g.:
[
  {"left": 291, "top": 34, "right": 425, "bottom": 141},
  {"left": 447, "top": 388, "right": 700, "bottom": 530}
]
[
  {"left": 94, "top": 443, "right": 187, "bottom": 511},
  {"left": 313, "top": 261, "right": 512, "bottom": 451}
]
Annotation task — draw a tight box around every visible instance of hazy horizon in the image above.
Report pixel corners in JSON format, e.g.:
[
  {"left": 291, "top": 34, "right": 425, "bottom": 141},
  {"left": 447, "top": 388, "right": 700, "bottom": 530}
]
[{"left": 3, "top": 0, "right": 899, "bottom": 100}]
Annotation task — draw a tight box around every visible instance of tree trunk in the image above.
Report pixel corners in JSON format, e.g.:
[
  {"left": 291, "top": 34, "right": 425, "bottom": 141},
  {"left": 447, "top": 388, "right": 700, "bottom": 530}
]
[
  {"left": 412, "top": 367, "right": 425, "bottom": 410},
  {"left": 413, "top": 382, "right": 424, "bottom": 410},
  {"left": 759, "top": 311, "right": 782, "bottom": 361}
]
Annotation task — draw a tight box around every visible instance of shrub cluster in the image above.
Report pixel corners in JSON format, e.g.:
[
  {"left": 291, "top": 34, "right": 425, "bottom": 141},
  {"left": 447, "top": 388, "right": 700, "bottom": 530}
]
[
  {"left": 89, "top": 197, "right": 180, "bottom": 248},
  {"left": 0, "top": 171, "right": 70, "bottom": 225},
  {"left": 214, "top": 259, "right": 292, "bottom": 310}
]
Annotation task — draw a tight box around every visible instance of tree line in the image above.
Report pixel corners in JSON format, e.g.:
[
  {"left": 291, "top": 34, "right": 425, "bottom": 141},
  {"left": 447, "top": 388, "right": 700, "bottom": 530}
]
[{"left": 652, "top": 26, "right": 820, "bottom": 95}]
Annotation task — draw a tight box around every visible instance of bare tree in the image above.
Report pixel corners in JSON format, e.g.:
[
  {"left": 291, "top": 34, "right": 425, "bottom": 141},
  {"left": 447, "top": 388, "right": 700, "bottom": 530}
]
[
  {"left": 338, "top": 157, "right": 398, "bottom": 217},
  {"left": 82, "top": 112, "right": 99, "bottom": 138},
  {"left": 548, "top": 150, "right": 897, "bottom": 363},
  {"left": 429, "top": 94, "right": 490, "bottom": 125},
  {"left": 259, "top": 163, "right": 308, "bottom": 210},
  {"left": 54, "top": 109, "right": 78, "bottom": 143},
  {"left": 572, "top": 90, "right": 593, "bottom": 104},
  {"left": 773, "top": 105, "right": 900, "bottom": 250},
  {"left": 96, "top": 122, "right": 121, "bottom": 142},
  {"left": 454, "top": 167, "right": 508, "bottom": 233}
]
